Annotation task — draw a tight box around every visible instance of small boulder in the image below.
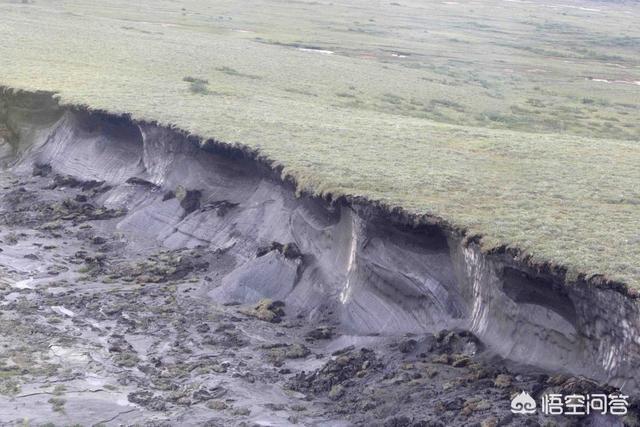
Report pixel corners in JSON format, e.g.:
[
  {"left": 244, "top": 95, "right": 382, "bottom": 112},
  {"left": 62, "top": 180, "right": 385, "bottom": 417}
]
[
  {"left": 398, "top": 338, "right": 417, "bottom": 354},
  {"left": 241, "top": 299, "right": 286, "bottom": 323},
  {"left": 306, "top": 326, "right": 333, "bottom": 341},
  {"left": 328, "top": 384, "right": 345, "bottom": 400},
  {"left": 494, "top": 374, "right": 512, "bottom": 388}
]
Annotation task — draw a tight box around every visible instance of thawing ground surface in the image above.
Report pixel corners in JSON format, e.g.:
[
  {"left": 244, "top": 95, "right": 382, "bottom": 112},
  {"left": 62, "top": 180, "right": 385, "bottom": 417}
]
[{"left": 0, "top": 169, "right": 633, "bottom": 426}]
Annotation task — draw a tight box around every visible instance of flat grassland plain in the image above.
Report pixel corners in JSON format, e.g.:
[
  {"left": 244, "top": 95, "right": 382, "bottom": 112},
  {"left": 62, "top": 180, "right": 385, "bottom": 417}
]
[{"left": 1, "top": 0, "right": 639, "bottom": 288}]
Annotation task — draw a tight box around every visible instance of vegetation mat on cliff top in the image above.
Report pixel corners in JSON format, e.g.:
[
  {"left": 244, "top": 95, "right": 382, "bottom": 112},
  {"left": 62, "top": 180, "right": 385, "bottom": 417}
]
[{"left": 1, "top": 0, "right": 639, "bottom": 288}]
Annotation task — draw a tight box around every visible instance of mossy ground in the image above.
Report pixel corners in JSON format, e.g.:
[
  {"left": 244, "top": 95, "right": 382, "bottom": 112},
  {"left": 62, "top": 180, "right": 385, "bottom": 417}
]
[{"left": 1, "top": 0, "right": 639, "bottom": 287}]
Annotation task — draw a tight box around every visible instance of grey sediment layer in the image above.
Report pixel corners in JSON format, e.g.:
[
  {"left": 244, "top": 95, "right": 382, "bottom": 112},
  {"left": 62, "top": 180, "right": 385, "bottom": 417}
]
[{"left": 1, "top": 88, "right": 638, "bottom": 393}]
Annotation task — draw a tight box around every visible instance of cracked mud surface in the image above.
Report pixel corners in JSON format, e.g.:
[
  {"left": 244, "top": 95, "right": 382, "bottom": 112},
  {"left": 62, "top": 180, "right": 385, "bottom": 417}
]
[{"left": 0, "top": 170, "right": 636, "bottom": 426}]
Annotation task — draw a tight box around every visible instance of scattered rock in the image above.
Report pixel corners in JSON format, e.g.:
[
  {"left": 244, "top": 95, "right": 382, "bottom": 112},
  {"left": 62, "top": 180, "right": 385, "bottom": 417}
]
[
  {"left": 433, "top": 354, "right": 450, "bottom": 365},
  {"left": 288, "top": 348, "right": 379, "bottom": 396},
  {"left": 231, "top": 406, "right": 251, "bottom": 416},
  {"left": 241, "top": 299, "right": 285, "bottom": 323},
  {"left": 52, "top": 174, "right": 104, "bottom": 191},
  {"left": 32, "top": 163, "right": 52, "bottom": 177},
  {"left": 264, "top": 403, "right": 286, "bottom": 411},
  {"left": 265, "top": 343, "right": 311, "bottom": 364},
  {"left": 306, "top": 326, "right": 333, "bottom": 341},
  {"left": 435, "top": 330, "right": 482, "bottom": 356},
  {"left": 399, "top": 338, "right": 417, "bottom": 354},
  {"left": 48, "top": 397, "right": 66, "bottom": 413},
  {"left": 128, "top": 390, "right": 166, "bottom": 411},
  {"left": 328, "top": 384, "right": 345, "bottom": 400},
  {"left": 100, "top": 248, "right": 209, "bottom": 283},
  {"left": 196, "top": 323, "right": 210, "bottom": 333},
  {"left": 206, "top": 400, "right": 228, "bottom": 410},
  {"left": 494, "top": 374, "right": 512, "bottom": 389},
  {"left": 175, "top": 186, "right": 202, "bottom": 214},
  {"left": 256, "top": 241, "right": 303, "bottom": 260},
  {"left": 192, "top": 386, "right": 226, "bottom": 402},
  {"left": 92, "top": 236, "right": 107, "bottom": 245},
  {"left": 451, "top": 354, "right": 471, "bottom": 368},
  {"left": 126, "top": 177, "right": 159, "bottom": 189},
  {"left": 462, "top": 397, "right": 492, "bottom": 416}
]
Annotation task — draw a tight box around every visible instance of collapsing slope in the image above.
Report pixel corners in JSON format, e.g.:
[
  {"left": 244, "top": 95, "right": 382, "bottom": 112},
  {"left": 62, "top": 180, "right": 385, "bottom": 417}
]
[{"left": 2, "top": 90, "right": 639, "bottom": 393}]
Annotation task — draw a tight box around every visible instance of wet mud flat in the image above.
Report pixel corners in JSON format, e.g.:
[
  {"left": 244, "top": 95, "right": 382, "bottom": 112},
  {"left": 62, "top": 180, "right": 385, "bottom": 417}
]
[{"left": 0, "top": 163, "right": 635, "bottom": 426}]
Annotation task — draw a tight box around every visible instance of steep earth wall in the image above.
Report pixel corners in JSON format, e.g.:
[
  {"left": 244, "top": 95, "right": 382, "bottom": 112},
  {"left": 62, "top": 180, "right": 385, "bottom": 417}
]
[{"left": 1, "top": 90, "right": 638, "bottom": 393}]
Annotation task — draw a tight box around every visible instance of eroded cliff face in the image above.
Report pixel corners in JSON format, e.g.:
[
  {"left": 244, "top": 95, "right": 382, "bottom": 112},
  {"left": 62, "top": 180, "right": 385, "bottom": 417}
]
[{"left": 0, "top": 90, "right": 637, "bottom": 425}]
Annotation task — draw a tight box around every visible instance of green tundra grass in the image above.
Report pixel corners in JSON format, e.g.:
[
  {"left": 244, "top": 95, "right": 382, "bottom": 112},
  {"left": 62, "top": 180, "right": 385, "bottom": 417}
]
[{"left": 1, "top": 0, "right": 639, "bottom": 288}]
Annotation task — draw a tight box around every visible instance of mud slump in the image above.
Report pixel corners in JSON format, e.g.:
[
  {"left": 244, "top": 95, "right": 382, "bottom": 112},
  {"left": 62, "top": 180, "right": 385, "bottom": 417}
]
[{"left": 0, "top": 90, "right": 637, "bottom": 426}]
